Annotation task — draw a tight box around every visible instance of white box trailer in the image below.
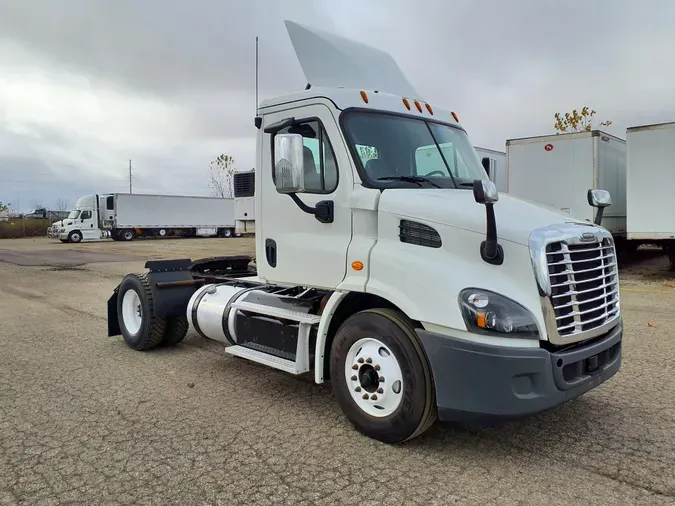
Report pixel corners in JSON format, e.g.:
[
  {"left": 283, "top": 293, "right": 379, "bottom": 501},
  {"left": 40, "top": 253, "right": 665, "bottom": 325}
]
[
  {"left": 627, "top": 122, "right": 675, "bottom": 240},
  {"left": 54, "top": 192, "right": 237, "bottom": 243},
  {"left": 626, "top": 121, "right": 675, "bottom": 265},
  {"left": 505, "top": 130, "right": 626, "bottom": 236},
  {"left": 475, "top": 146, "right": 506, "bottom": 193}
]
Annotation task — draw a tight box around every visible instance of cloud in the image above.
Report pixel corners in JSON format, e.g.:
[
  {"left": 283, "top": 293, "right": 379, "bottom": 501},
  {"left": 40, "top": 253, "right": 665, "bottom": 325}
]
[{"left": 2, "top": 0, "right": 675, "bottom": 210}]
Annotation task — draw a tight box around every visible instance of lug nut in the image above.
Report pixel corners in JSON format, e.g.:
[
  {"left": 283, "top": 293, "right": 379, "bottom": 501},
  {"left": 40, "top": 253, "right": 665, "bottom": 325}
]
[
  {"left": 374, "top": 365, "right": 380, "bottom": 371},
  {"left": 366, "top": 358, "right": 372, "bottom": 363},
  {"left": 351, "top": 375, "right": 357, "bottom": 381},
  {"left": 352, "top": 364, "right": 358, "bottom": 370},
  {"left": 379, "top": 377, "right": 385, "bottom": 382},
  {"left": 355, "top": 386, "right": 361, "bottom": 392},
  {"left": 357, "top": 358, "right": 364, "bottom": 364},
  {"left": 371, "top": 394, "right": 378, "bottom": 400},
  {"left": 362, "top": 394, "right": 369, "bottom": 400},
  {"left": 377, "top": 388, "right": 383, "bottom": 394}
]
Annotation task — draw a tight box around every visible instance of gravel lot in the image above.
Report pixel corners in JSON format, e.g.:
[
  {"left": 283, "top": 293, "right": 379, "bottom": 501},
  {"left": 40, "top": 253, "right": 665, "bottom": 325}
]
[{"left": 1, "top": 237, "right": 674, "bottom": 505}]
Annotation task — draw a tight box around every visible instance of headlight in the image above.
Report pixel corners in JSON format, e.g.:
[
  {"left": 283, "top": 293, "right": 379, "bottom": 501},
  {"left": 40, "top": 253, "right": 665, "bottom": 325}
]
[{"left": 459, "top": 288, "right": 539, "bottom": 339}]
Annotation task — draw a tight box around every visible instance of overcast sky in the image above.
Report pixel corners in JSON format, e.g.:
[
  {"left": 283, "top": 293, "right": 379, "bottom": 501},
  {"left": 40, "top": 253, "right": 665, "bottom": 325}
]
[{"left": 2, "top": 0, "right": 675, "bottom": 211}]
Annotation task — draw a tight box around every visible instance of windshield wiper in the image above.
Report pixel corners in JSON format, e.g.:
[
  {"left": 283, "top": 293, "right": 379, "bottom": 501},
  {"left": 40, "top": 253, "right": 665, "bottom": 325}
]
[
  {"left": 377, "top": 176, "right": 441, "bottom": 188},
  {"left": 455, "top": 181, "right": 475, "bottom": 188}
]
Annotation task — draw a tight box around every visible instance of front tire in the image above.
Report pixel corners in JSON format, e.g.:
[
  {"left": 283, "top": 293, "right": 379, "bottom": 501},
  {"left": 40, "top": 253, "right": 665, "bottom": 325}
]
[
  {"left": 330, "top": 308, "right": 437, "bottom": 443},
  {"left": 68, "top": 230, "right": 82, "bottom": 243},
  {"left": 116, "top": 273, "right": 166, "bottom": 350}
]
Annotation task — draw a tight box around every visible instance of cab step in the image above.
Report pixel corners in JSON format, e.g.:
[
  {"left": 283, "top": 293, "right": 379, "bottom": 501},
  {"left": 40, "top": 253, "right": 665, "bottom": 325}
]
[
  {"left": 230, "top": 300, "right": 322, "bottom": 324},
  {"left": 225, "top": 345, "right": 303, "bottom": 374}
]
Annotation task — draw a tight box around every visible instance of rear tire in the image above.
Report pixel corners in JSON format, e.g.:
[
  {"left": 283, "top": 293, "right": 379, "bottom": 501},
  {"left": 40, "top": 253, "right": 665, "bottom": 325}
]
[
  {"left": 121, "top": 229, "right": 136, "bottom": 241},
  {"left": 330, "top": 308, "right": 437, "bottom": 443},
  {"left": 116, "top": 273, "right": 166, "bottom": 350},
  {"left": 223, "top": 228, "right": 233, "bottom": 238},
  {"left": 161, "top": 316, "right": 189, "bottom": 346}
]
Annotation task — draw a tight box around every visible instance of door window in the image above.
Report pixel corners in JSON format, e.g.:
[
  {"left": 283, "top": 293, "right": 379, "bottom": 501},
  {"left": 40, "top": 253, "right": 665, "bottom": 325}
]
[
  {"left": 273, "top": 120, "right": 338, "bottom": 194},
  {"left": 80, "top": 210, "right": 92, "bottom": 220}
]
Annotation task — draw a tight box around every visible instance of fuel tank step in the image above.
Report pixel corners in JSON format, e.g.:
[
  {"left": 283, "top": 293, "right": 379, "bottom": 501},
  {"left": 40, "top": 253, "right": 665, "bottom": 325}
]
[
  {"left": 225, "top": 345, "right": 303, "bottom": 374},
  {"left": 230, "top": 300, "right": 322, "bottom": 324}
]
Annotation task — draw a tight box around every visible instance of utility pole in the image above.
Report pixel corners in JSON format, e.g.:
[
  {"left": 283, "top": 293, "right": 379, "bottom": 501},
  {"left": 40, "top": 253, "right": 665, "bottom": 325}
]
[{"left": 129, "top": 159, "right": 132, "bottom": 194}]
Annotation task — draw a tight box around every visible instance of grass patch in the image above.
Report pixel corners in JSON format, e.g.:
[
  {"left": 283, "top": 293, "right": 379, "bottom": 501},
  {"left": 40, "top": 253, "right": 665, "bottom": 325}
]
[{"left": 0, "top": 219, "right": 53, "bottom": 239}]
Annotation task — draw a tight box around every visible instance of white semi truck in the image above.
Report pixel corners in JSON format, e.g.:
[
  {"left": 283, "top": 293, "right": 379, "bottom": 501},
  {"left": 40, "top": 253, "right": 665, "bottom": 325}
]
[
  {"left": 475, "top": 146, "right": 507, "bottom": 193},
  {"left": 107, "top": 21, "right": 623, "bottom": 443},
  {"left": 53, "top": 192, "right": 237, "bottom": 243}
]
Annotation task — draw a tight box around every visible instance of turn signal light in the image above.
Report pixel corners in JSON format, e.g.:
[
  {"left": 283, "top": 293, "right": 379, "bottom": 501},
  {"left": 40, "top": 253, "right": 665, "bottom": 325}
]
[{"left": 352, "top": 261, "right": 364, "bottom": 271}]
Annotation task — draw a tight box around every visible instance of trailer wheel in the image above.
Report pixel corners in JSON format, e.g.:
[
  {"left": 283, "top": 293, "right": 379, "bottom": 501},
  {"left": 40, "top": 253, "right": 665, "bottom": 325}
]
[
  {"left": 223, "top": 228, "right": 233, "bottom": 238},
  {"left": 117, "top": 273, "right": 166, "bottom": 351},
  {"left": 158, "top": 229, "right": 167, "bottom": 237},
  {"left": 330, "top": 308, "right": 437, "bottom": 443},
  {"left": 161, "top": 316, "right": 189, "bottom": 346},
  {"left": 68, "top": 230, "right": 82, "bottom": 243},
  {"left": 121, "top": 229, "right": 136, "bottom": 241}
]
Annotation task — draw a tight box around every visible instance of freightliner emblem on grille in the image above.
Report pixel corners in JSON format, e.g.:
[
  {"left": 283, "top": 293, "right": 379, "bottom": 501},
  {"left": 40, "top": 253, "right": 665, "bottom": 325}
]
[{"left": 580, "top": 232, "right": 596, "bottom": 242}]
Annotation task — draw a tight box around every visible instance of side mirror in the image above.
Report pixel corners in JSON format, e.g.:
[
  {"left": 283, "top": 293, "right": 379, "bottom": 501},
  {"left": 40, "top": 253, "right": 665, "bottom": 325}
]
[
  {"left": 473, "top": 179, "right": 503, "bottom": 265},
  {"left": 473, "top": 179, "right": 499, "bottom": 204},
  {"left": 587, "top": 189, "right": 611, "bottom": 208},
  {"left": 587, "top": 189, "right": 611, "bottom": 226},
  {"left": 274, "top": 133, "right": 305, "bottom": 194}
]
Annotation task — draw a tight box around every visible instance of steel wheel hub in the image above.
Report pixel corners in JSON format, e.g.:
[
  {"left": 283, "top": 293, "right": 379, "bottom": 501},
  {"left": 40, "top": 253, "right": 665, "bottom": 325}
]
[
  {"left": 345, "top": 337, "right": 403, "bottom": 417},
  {"left": 122, "top": 289, "right": 142, "bottom": 335}
]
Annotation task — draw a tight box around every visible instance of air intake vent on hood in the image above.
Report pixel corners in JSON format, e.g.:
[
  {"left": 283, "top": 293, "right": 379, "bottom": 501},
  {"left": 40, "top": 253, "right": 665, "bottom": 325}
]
[{"left": 399, "top": 220, "right": 442, "bottom": 248}]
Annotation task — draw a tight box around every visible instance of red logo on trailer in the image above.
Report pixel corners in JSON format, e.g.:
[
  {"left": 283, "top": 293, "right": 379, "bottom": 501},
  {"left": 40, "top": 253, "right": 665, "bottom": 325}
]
[{"left": 544, "top": 144, "right": 554, "bottom": 151}]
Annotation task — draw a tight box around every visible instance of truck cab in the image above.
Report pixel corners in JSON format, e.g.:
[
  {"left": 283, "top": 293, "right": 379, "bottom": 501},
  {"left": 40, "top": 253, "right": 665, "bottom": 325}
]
[
  {"left": 57, "top": 194, "right": 103, "bottom": 243},
  {"left": 106, "top": 21, "right": 622, "bottom": 443}
]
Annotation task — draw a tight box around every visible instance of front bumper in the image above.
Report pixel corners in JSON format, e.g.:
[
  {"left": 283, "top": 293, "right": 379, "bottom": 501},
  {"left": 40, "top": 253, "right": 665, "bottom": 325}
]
[{"left": 417, "top": 320, "right": 622, "bottom": 423}]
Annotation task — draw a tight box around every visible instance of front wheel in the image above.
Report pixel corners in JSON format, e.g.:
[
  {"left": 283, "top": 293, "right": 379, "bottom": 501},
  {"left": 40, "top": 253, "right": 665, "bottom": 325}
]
[
  {"left": 68, "top": 230, "right": 82, "bottom": 243},
  {"left": 330, "top": 308, "right": 437, "bottom": 443}
]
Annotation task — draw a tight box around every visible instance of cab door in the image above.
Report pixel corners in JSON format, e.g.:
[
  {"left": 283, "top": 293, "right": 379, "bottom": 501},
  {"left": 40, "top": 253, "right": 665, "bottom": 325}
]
[
  {"left": 79, "top": 209, "right": 99, "bottom": 240},
  {"left": 257, "top": 101, "right": 354, "bottom": 289}
]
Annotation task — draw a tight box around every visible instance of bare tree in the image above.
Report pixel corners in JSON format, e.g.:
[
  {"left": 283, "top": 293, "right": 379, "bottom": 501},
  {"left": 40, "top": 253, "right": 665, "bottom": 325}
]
[
  {"left": 207, "top": 154, "right": 236, "bottom": 198},
  {"left": 30, "top": 200, "right": 44, "bottom": 211},
  {"left": 55, "top": 198, "right": 70, "bottom": 212}
]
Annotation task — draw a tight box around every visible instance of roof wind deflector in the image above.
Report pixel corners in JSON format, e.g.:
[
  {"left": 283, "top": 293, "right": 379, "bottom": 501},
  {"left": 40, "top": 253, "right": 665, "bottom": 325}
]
[{"left": 284, "top": 20, "right": 423, "bottom": 100}]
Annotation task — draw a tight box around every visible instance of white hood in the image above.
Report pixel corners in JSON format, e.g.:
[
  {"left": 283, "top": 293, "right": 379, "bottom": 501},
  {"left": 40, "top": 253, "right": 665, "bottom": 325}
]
[{"left": 378, "top": 189, "right": 587, "bottom": 246}]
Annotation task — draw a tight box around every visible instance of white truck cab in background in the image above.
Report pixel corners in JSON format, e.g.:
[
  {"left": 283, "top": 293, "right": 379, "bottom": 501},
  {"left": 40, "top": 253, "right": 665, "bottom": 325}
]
[{"left": 107, "top": 21, "right": 623, "bottom": 443}]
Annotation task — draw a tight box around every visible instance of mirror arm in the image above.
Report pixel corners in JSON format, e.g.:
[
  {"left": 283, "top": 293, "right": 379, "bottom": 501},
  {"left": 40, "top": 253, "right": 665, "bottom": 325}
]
[
  {"left": 594, "top": 207, "right": 605, "bottom": 226},
  {"left": 480, "top": 203, "right": 504, "bottom": 265},
  {"left": 287, "top": 193, "right": 334, "bottom": 224}
]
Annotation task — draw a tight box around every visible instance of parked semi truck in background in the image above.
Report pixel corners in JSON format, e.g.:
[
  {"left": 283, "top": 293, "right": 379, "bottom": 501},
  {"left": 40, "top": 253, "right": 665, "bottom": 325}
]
[
  {"left": 52, "top": 193, "right": 237, "bottom": 243},
  {"left": 475, "top": 146, "right": 507, "bottom": 193},
  {"left": 107, "top": 21, "right": 622, "bottom": 443}
]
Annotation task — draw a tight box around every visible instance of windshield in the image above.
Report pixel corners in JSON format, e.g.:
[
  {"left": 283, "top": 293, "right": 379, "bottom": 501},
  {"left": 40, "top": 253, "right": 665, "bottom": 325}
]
[
  {"left": 67, "top": 210, "right": 81, "bottom": 219},
  {"left": 343, "top": 112, "right": 487, "bottom": 188}
]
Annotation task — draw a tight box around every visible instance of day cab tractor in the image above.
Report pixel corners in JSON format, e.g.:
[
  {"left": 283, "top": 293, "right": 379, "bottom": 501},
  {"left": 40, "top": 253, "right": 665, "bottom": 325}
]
[{"left": 107, "top": 21, "right": 622, "bottom": 443}]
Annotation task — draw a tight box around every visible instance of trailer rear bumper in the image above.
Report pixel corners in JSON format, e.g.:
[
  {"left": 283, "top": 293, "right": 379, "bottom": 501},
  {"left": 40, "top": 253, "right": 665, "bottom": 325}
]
[{"left": 416, "top": 321, "right": 622, "bottom": 423}]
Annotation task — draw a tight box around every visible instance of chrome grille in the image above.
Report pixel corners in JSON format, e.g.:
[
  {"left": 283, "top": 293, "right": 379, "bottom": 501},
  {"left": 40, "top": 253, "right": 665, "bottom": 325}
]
[{"left": 546, "top": 238, "right": 619, "bottom": 336}]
